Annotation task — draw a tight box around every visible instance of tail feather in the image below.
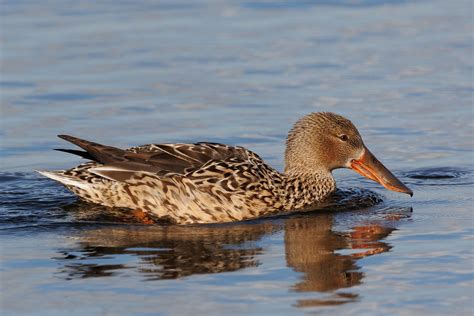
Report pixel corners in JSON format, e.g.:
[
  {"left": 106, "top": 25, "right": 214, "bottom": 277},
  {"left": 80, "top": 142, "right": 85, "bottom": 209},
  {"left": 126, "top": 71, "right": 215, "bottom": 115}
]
[
  {"left": 54, "top": 148, "right": 94, "bottom": 160},
  {"left": 35, "top": 170, "right": 89, "bottom": 190},
  {"left": 57, "top": 134, "right": 125, "bottom": 164}
]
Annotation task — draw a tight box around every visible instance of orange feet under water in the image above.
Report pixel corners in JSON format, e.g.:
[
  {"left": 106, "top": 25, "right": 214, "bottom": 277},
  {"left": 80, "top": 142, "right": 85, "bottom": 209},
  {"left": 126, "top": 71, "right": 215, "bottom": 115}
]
[{"left": 132, "top": 209, "right": 156, "bottom": 224}]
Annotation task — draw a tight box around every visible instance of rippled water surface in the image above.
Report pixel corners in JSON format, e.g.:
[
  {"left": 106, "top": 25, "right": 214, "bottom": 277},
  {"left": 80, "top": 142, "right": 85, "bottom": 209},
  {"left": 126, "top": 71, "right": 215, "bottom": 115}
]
[{"left": 1, "top": 0, "right": 473, "bottom": 315}]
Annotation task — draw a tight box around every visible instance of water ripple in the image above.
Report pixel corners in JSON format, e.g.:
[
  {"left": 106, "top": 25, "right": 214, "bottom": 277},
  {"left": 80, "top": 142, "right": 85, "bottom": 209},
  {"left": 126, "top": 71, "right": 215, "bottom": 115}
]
[{"left": 402, "top": 167, "right": 473, "bottom": 186}]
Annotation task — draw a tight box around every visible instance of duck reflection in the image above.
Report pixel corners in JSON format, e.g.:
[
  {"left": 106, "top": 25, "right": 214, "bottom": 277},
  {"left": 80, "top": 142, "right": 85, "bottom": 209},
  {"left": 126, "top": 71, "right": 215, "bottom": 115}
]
[
  {"left": 57, "top": 219, "right": 279, "bottom": 280},
  {"left": 56, "top": 201, "right": 411, "bottom": 307},
  {"left": 285, "top": 214, "right": 399, "bottom": 307}
]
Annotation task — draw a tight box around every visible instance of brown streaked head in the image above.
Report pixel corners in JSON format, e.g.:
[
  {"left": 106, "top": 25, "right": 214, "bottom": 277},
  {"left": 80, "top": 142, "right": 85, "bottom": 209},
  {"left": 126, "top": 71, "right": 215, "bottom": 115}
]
[{"left": 285, "top": 112, "right": 412, "bottom": 196}]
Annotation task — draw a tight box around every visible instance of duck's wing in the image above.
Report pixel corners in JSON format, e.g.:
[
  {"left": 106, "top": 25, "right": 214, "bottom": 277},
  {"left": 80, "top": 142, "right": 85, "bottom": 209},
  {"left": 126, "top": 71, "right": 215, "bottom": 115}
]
[
  {"left": 56, "top": 135, "right": 251, "bottom": 181},
  {"left": 125, "top": 142, "right": 250, "bottom": 174}
]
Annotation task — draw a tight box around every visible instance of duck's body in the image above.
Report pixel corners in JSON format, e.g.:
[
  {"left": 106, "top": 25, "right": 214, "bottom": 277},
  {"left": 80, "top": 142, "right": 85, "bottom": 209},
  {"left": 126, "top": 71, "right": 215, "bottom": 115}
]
[
  {"left": 40, "top": 141, "right": 335, "bottom": 224},
  {"left": 38, "top": 112, "right": 411, "bottom": 224}
]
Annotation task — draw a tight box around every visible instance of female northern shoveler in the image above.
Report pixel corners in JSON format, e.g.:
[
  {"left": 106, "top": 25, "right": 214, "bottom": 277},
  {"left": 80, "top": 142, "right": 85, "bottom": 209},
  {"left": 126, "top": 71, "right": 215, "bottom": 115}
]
[{"left": 38, "top": 112, "right": 412, "bottom": 224}]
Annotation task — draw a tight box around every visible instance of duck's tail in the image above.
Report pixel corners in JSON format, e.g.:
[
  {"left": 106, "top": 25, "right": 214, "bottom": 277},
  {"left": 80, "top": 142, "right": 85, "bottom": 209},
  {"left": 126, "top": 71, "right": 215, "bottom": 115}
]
[{"left": 35, "top": 170, "right": 90, "bottom": 190}]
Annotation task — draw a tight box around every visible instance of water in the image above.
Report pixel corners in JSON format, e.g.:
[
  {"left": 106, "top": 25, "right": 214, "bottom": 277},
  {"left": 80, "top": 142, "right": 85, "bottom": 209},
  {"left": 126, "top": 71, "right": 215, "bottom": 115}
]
[{"left": 1, "top": 0, "right": 473, "bottom": 315}]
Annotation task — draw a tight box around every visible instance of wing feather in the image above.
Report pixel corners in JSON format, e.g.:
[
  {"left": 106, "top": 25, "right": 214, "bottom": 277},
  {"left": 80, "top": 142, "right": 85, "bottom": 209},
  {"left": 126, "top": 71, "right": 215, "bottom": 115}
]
[{"left": 57, "top": 135, "right": 252, "bottom": 179}]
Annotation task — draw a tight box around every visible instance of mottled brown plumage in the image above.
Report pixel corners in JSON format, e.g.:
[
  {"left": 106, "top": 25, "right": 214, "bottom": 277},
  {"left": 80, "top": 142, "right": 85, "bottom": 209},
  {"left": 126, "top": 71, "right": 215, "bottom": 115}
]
[{"left": 38, "top": 112, "right": 412, "bottom": 224}]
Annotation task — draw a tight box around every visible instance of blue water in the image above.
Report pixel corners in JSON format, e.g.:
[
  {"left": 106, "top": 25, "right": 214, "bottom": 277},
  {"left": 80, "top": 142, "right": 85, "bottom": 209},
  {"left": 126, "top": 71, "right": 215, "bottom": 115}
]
[{"left": 1, "top": 0, "right": 473, "bottom": 315}]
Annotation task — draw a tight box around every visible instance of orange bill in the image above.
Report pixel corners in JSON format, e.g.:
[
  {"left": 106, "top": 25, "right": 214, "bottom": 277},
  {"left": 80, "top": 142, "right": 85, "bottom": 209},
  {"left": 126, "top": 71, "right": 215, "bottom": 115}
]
[{"left": 350, "top": 148, "right": 413, "bottom": 196}]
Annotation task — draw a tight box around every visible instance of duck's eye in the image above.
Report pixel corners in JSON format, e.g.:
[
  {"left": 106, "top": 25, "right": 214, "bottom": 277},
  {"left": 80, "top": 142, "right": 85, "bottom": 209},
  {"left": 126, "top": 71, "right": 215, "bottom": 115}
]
[{"left": 338, "top": 134, "right": 349, "bottom": 141}]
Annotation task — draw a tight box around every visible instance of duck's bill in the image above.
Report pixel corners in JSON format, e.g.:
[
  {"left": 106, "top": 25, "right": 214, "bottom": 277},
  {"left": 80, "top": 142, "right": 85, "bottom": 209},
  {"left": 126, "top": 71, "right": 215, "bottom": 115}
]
[{"left": 350, "top": 148, "right": 413, "bottom": 196}]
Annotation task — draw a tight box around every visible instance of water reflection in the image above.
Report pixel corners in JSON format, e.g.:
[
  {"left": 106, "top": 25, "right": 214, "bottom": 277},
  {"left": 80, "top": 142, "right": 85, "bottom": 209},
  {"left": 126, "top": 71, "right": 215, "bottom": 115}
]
[
  {"left": 56, "top": 203, "right": 411, "bottom": 306},
  {"left": 285, "top": 214, "right": 398, "bottom": 306},
  {"left": 57, "top": 221, "right": 278, "bottom": 280}
]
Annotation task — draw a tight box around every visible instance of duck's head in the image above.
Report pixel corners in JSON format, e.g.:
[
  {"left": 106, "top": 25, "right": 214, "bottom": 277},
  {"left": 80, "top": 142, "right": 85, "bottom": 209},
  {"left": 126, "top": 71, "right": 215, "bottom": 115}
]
[{"left": 285, "top": 112, "right": 412, "bottom": 196}]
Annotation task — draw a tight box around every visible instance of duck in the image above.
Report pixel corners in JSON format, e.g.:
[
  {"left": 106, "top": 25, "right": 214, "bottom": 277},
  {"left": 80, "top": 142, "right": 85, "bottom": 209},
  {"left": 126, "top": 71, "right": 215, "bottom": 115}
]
[{"left": 38, "top": 112, "right": 412, "bottom": 224}]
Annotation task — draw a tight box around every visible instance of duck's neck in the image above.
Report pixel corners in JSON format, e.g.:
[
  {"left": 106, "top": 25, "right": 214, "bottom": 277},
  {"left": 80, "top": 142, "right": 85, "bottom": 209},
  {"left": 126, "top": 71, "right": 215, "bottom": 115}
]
[{"left": 281, "top": 170, "right": 336, "bottom": 211}]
